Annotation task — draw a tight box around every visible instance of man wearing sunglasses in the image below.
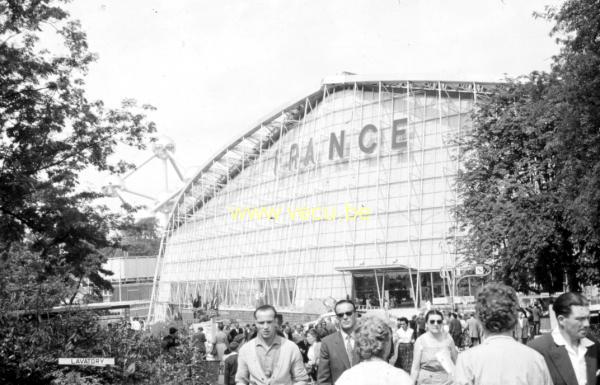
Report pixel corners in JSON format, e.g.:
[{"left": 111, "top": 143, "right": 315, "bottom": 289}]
[{"left": 317, "top": 300, "right": 360, "bottom": 385}]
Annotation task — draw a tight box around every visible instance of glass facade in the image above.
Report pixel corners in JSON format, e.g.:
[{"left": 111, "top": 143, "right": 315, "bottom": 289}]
[{"left": 149, "top": 79, "right": 491, "bottom": 321}]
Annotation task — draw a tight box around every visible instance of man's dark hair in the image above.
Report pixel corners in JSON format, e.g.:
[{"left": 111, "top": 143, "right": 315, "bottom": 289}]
[
  {"left": 334, "top": 299, "right": 356, "bottom": 313},
  {"left": 553, "top": 292, "right": 588, "bottom": 318},
  {"left": 253, "top": 304, "right": 278, "bottom": 319},
  {"left": 398, "top": 317, "right": 408, "bottom": 324},
  {"left": 169, "top": 327, "right": 177, "bottom": 334},
  {"left": 476, "top": 282, "right": 519, "bottom": 333}
]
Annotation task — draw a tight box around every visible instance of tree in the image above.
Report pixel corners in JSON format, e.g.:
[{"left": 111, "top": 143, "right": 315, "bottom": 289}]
[
  {"left": 455, "top": 0, "right": 600, "bottom": 292},
  {"left": 0, "top": 0, "right": 156, "bottom": 300},
  {"left": 120, "top": 217, "right": 162, "bottom": 257},
  {"left": 0, "top": 1, "right": 162, "bottom": 383}
]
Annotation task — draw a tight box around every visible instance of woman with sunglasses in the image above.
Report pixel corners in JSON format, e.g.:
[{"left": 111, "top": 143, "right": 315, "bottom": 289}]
[{"left": 410, "top": 310, "right": 458, "bottom": 385}]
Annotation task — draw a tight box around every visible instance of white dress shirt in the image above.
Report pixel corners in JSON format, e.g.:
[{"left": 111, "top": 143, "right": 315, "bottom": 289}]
[
  {"left": 340, "top": 329, "right": 355, "bottom": 349},
  {"left": 551, "top": 328, "right": 595, "bottom": 385},
  {"left": 455, "top": 335, "right": 552, "bottom": 385}
]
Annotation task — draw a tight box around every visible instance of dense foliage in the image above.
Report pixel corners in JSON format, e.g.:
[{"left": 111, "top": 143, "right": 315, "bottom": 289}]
[
  {"left": 0, "top": 0, "right": 163, "bottom": 383},
  {"left": 0, "top": 248, "right": 218, "bottom": 384},
  {"left": 455, "top": 0, "right": 600, "bottom": 292},
  {"left": 0, "top": 0, "right": 156, "bottom": 298},
  {"left": 120, "top": 217, "right": 162, "bottom": 257}
]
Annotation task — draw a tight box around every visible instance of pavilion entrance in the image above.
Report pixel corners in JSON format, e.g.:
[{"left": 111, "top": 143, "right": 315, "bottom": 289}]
[{"left": 337, "top": 265, "right": 457, "bottom": 309}]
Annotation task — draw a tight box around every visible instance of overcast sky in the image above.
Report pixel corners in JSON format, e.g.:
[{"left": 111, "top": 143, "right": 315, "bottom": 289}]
[{"left": 67, "top": 0, "right": 564, "bottom": 209}]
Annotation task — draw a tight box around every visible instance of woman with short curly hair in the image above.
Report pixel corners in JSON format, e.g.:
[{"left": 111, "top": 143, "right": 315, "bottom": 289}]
[
  {"left": 336, "top": 316, "right": 411, "bottom": 385},
  {"left": 454, "top": 282, "right": 552, "bottom": 385}
]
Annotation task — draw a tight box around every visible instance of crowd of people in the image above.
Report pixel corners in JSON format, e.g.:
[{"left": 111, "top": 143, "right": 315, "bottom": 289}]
[{"left": 184, "top": 282, "right": 596, "bottom": 385}]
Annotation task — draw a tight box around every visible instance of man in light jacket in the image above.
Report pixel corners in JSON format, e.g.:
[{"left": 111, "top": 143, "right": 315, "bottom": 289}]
[{"left": 236, "top": 305, "right": 308, "bottom": 385}]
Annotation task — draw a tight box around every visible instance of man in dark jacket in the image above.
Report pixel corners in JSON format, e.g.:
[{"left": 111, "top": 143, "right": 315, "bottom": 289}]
[
  {"left": 449, "top": 312, "right": 463, "bottom": 347},
  {"left": 317, "top": 300, "right": 360, "bottom": 385},
  {"left": 529, "top": 292, "right": 599, "bottom": 385},
  {"left": 296, "top": 332, "right": 310, "bottom": 363},
  {"left": 223, "top": 341, "right": 240, "bottom": 385},
  {"left": 531, "top": 302, "right": 543, "bottom": 336},
  {"left": 228, "top": 322, "right": 239, "bottom": 342},
  {"left": 415, "top": 312, "right": 426, "bottom": 337},
  {"left": 161, "top": 327, "right": 180, "bottom": 352}
]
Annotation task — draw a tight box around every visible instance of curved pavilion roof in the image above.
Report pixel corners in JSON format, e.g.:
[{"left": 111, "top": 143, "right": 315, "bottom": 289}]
[{"left": 164, "top": 75, "right": 498, "bottom": 232}]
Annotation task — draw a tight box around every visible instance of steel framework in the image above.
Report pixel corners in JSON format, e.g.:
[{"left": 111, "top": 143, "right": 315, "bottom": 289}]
[{"left": 148, "top": 76, "right": 496, "bottom": 322}]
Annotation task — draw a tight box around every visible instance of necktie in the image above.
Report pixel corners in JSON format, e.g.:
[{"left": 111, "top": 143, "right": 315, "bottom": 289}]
[{"left": 345, "top": 335, "right": 353, "bottom": 366}]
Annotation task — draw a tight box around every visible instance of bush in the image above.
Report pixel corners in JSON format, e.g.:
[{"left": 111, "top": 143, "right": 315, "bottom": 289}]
[{"left": 1, "top": 313, "right": 219, "bottom": 385}]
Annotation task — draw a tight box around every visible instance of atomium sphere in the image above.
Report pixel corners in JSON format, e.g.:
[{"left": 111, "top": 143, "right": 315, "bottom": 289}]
[{"left": 152, "top": 135, "right": 176, "bottom": 160}]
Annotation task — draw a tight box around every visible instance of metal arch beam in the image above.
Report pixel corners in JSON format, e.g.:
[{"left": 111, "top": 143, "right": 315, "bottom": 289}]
[{"left": 166, "top": 77, "right": 502, "bottom": 231}]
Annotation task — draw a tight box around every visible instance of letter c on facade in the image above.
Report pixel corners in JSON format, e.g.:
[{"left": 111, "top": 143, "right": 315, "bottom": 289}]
[{"left": 359, "top": 124, "right": 378, "bottom": 154}]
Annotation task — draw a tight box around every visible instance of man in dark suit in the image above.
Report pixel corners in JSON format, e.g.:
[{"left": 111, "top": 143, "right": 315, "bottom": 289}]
[
  {"left": 317, "top": 300, "right": 360, "bottom": 385},
  {"left": 415, "top": 312, "right": 426, "bottom": 337},
  {"left": 449, "top": 312, "right": 463, "bottom": 347},
  {"left": 529, "top": 292, "right": 599, "bottom": 385},
  {"left": 228, "top": 322, "right": 239, "bottom": 343},
  {"left": 531, "top": 302, "right": 543, "bottom": 336},
  {"left": 223, "top": 340, "right": 239, "bottom": 385},
  {"left": 296, "top": 332, "right": 310, "bottom": 363}
]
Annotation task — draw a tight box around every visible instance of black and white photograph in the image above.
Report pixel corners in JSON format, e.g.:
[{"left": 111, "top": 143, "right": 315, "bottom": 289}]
[{"left": 2, "top": 0, "right": 600, "bottom": 384}]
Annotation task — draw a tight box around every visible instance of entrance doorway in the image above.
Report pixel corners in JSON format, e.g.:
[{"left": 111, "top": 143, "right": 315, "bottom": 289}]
[
  {"left": 352, "top": 269, "right": 416, "bottom": 309},
  {"left": 338, "top": 265, "right": 483, "bottom": 310}
]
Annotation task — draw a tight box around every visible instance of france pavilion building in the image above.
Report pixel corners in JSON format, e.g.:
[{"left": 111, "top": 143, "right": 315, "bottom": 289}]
[{"left": 148, "top": 74, "right": 495, "bottom": 322}]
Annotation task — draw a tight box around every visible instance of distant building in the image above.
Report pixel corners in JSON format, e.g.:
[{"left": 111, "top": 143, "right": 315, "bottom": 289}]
[{"left": 103, "top": 252, "right": 156, "bottom": 318}]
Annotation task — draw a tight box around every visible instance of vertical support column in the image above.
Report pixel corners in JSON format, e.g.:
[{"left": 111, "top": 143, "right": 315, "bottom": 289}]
[
  {"left": 454, "top": 91, "right": 463, "bottom": 299},
  {"left": 148, "top": 200, "right": 173, "bottom": 322},
  {"left": 374, "top": 81, "right": 382, "bottom": 264},
  {"left": 416, "top": 88, "right": 427, "bottom": 306},
  {"left": 384, "top": 87, "right": 394, "bottom": 268},
  {"left": 344, "top": 83, "right": 358, "bottom": 267},
  {"left": 406, "top": 82, "right": 419, "bottom": 309}
]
